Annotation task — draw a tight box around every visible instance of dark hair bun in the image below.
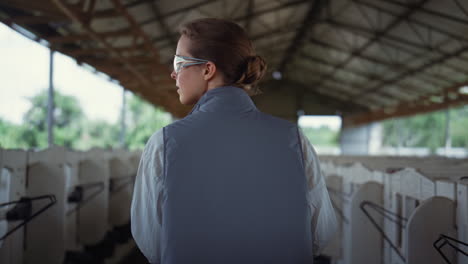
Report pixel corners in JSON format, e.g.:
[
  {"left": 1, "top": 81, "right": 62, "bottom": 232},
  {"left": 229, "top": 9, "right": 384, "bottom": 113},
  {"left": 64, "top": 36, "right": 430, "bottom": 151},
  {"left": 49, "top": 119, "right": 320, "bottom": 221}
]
[
  {"left": 235, "top": 55, "right": 267, "bottom": 93},
  {"left": 180, "top": 18, "right": 268, "bottom": 95}
]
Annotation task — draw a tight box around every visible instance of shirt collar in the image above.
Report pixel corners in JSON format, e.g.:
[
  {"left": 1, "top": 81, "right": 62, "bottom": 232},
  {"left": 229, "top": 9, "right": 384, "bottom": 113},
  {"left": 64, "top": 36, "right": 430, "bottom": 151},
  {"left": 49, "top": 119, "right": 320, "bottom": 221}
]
[{"left": 188, "top": 86, "right": 257, "bottom": 115}]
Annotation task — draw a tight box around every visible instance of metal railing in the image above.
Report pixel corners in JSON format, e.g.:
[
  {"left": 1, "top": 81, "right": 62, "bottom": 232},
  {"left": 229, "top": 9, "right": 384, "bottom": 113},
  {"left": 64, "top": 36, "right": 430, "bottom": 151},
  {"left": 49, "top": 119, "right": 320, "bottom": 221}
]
[
  {"left": 327, "top": 186, "right": 351, "bottom": 224},
  {"left": 66, "top": 181, "right": 105, "bottom": 216},
  {"left": 109, "top": 174, "right": 136, "bottom": 195},
  {"left": 433, "top": 234, "right": 468, "bottom": 264},
  {"left": 360, "top": 200, "right": 408, "bottom": 262},
  {"left": 0, "top": 195, "right": 57, "bottom": 241}
]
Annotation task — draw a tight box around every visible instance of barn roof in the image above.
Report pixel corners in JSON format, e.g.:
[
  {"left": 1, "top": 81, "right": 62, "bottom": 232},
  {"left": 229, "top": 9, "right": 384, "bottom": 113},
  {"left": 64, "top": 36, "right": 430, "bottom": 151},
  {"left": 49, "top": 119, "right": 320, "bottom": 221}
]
[{"left": 1, "top": 0, "right": 468, "bottom": 124}]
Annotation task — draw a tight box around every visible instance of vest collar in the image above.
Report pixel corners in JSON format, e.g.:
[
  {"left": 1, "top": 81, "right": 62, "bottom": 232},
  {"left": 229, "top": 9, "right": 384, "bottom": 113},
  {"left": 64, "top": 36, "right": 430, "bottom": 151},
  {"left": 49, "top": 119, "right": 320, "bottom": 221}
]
[{"left": 188, "top": 86, "right": 257, "bottom": 115}]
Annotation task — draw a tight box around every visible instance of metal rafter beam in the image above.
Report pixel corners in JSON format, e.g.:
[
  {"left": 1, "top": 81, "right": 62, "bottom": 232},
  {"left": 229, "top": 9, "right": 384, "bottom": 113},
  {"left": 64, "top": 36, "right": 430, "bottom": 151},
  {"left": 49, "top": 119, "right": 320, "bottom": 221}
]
[
  {"left": 50, "top": 0, "right": 162, "bottom": 90},
  {"left": 47, "top": 27, "right": 133, "bottom": 43},
  {"left": 278, "top": 0, "right": 327, "bottom": 73},
  {"left": 299, "top": 52, "right": 421, "bottom": 98},
  {"left": 140, "top": 0, "right": 218, "bottom": 26},
  {"left": 277, "top": 79, "right": 369, "bottom": 113},
  {"left": 149, "top": 2, "right": 177, "bottom": 51},
  {"left": 110, "top": 0, "right": 159, "bottom": 59},
  {"left": 2, "top": 15, "right": 70, "bottom": 25},
  {"left": 307, "top": 38, "right": 443, "bottom": 90},
  {"left": 251, "top": 23, "right": 297, "bottom": 41},
  {"left": 151, "top": 0, "right": 310, "bottom": 43},
  {"left": 90, "top": 0, "right": 154, "bottom": 19},
  {"left": 352, "top": 42, "right": 468, "bottom": 98},
  {"left": 323, "top": 19, "right": 468, "bottom": 74},
  {"left": 234, "top": 0, "right": 309, "bottom": 22},
  {"left": 126, "top": 0, "right": 153, "bottom": 8},
  {"left": 95, "top": 0, "right": 241, "bottom": 23},
  {"left": 0, "top": 1, "right": 65, "bottom": 18},
  {"left": 80, "top": 56, "right": 167, "bottom": 69},
  {"left": 83, "top": 0, "right": 97, "bottom": 26},
  {"left": 293, "top": 61, "right": 402, "bottom": 105},
  {"left": 379, "top": 0, "right": 468, "bottom": 27},
  {"left": 245, "top": 0, "right": 254, "bottom": 35},
  {"left": 294, "top": 68, "right": 357, "bottom": 96},
  {"left": 345, "top": 82, "right": 468, "bottom": 126},
  {"left": 301, "top": 52, "right": 376, "bottom": 80},
  {"left": 84, "top": 0, "right": 307, "bottom": 46},
  {"left": 62, "top": 44, "right": 147, "bottom": 56},
  {"left": 290, "top": 66, "right": 385, "bottom": 106},
  {"left": 309, "top": 0, "right": 429, "bottom": 91},
  {"left": 158, "top": 19, "right": 298, "bottom": 58},
  {"left": 354, "top": 0, "right": 468, "bottom": 43}
]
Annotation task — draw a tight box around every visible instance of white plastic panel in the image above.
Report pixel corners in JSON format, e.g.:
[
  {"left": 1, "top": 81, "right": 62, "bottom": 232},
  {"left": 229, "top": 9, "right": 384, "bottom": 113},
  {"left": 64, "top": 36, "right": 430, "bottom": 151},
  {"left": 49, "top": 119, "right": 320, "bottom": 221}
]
[
  {"left": 346, "top": 182, "right": 384, "bottom": 264},
  {"left": 109, "top": 157, "right": 134, "bottom": 227},
  {"left": 0, "top": 149, "right": 28, "bottom": 264},
  {"left": 77, "top": 158, "right": 109, "bottom": 245},
  {"left": 406, "top": 197, "right": 456, "bottom": 264},
  {"left": 457, "top": 181, "right": 468, "bottom": 264},
  {"left": 24, "top": 162, "right": 66, "bottom": 264}
]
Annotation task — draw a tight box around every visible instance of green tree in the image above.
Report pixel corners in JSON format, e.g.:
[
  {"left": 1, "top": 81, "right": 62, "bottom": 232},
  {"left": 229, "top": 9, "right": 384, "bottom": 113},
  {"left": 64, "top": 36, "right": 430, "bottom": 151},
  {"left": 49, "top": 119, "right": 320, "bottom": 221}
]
[
  {"left": 124, "top": 94, "right": 172, "bottom": 150},
  {"left": 382, "top": 106, "right": 468, "bottom": 151},
  {"left": 77, "top": 120, "right": 120, "bottom": 150},
  {"left": 1, "top": 90, "right": 174, "bottom": 151},
  {"left": 11, "top": 89, "right": 85, "bottom": 149},
  {"left": 450, "top": 105, "right": 468, "bottom": 148},
  {"left": 0, "top": 118, "right": 28, "bottom": 148},
  {"left": 301, "top": 125, "right": 339, "bottom": 147}
]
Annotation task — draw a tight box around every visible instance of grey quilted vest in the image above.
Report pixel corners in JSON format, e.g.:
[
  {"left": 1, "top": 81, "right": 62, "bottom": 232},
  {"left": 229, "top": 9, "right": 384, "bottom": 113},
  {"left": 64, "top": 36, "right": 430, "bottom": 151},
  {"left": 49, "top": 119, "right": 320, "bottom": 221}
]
[{"left": 161, "top": 86, "right": 313, "bottom": 264}]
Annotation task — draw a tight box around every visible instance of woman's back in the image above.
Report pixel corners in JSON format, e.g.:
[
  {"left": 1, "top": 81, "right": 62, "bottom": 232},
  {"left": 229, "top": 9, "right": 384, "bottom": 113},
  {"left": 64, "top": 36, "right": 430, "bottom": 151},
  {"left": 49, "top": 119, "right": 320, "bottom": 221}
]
[
  {"left": 131, "top": 17, "right": 336, "bottom": 264},
  {"left": 161, "top": 86, "right": 313, "bottom": 263}
]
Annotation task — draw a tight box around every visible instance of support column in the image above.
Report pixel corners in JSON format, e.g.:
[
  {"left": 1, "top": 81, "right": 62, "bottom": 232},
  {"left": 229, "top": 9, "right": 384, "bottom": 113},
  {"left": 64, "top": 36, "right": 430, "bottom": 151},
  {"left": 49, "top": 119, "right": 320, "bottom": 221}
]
[
  {"left": 340, "top": 123, "right": 371, "bottom": 155},
  {"left": 120, "top": 89, "right": 127, "bottom": 149},
  {"left": 444, "top": 108, "right": 451, "bottom": 155},
  {"left": 47, "top": 50, "right": 55, "bottom": 147},
  {"left": 396, "top": 119, "right": 403, "bottom": 155}
]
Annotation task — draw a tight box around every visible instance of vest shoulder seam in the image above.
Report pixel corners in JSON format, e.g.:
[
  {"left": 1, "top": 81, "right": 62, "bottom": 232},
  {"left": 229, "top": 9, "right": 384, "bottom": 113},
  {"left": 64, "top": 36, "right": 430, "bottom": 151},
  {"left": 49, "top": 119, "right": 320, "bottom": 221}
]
[
  {"left": 296, "top": 125, "right": 305, "bottom": 172},
  {"left": 163, "top": 126, "right": 167, "bottom": 183}
]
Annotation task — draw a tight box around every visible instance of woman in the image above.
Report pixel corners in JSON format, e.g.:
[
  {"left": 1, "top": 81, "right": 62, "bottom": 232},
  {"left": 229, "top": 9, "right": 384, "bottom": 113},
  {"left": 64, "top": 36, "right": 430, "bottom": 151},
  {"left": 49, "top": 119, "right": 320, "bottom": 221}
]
[{"left": 131, "top": 18, "right": 337, "bottom": 264}]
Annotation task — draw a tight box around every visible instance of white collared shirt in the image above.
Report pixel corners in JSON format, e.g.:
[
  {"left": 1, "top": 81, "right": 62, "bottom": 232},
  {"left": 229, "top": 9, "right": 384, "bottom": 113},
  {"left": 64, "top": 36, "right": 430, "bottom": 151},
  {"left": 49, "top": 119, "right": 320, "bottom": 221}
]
[{"left": 131, "top": 126, "right": 337, "bottom": 263}]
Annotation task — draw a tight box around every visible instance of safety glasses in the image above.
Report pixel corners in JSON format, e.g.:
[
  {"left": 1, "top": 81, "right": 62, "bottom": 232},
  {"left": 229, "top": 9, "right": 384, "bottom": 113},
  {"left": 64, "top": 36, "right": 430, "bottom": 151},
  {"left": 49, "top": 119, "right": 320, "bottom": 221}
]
[{"left": 173, "top": 55, "right": 209, "bottom": 74}]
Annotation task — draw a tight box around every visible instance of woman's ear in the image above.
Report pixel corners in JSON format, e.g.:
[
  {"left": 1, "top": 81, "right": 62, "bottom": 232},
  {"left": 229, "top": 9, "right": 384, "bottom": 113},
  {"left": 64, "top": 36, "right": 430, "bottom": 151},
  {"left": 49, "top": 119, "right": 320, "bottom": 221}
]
[{"left": 203, "top": 61, "right": 217, "bottom": 81}]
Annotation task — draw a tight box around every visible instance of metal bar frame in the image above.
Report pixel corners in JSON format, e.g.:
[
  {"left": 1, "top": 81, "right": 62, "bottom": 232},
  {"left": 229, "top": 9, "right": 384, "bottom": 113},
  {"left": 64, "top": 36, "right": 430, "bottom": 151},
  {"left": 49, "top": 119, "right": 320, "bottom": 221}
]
[
  {"left": 51, "top": 0, "right": 155, "bottom": 90},
  {"left": 309, "top": 0, "right": 429, "bottom": 96},
  {"left": 433, "top": 234, "right": 468, "bottom": 264},
  {"left": 360, "top": 200, "right": 407, "bottom": 262},
  {"left": 0, "top": 195, "right": 57, "bottom": 241},
  {"left": 66, "top": 181, "right": 105, "bottom": 216},
  {"left": 278, "top": 0, "right": 326, "bottom": 73},
  {"left": 322, "top": 19, "right": 468, "bottom": 75}
]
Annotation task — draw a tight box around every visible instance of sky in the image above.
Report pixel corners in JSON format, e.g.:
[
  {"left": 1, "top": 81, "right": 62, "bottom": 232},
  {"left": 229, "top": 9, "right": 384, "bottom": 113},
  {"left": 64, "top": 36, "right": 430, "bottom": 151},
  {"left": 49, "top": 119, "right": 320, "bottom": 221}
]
[
  {"left": 0, "top": 23, "right": 341, "bottom": 130},
  {"left": 0, "top": 23, "right": 123, "bottom": 125},
  {"left": 298, "top": 115, "right": 341, "bottom": 130}
]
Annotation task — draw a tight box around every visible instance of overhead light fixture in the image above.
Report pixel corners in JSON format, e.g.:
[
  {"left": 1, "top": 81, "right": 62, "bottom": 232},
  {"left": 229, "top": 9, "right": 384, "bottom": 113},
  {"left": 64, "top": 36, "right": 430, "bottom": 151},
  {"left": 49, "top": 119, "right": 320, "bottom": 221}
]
[
  {"left": 458, "top": 86, "right": 468, "bottom": 95},
  {"left": 272, "top": 71, "right": 282, "bottom": 80}
]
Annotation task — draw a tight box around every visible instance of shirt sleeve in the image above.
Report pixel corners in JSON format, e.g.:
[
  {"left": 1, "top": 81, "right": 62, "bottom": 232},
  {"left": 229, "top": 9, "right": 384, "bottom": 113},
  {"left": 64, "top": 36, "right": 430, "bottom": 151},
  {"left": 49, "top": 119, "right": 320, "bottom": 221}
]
[
  {"left": 298, "top": 126, "right": 338, "bottom": 255},
  {"left": 131, "top": 128, "right": 165, "bottom": 264}
]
